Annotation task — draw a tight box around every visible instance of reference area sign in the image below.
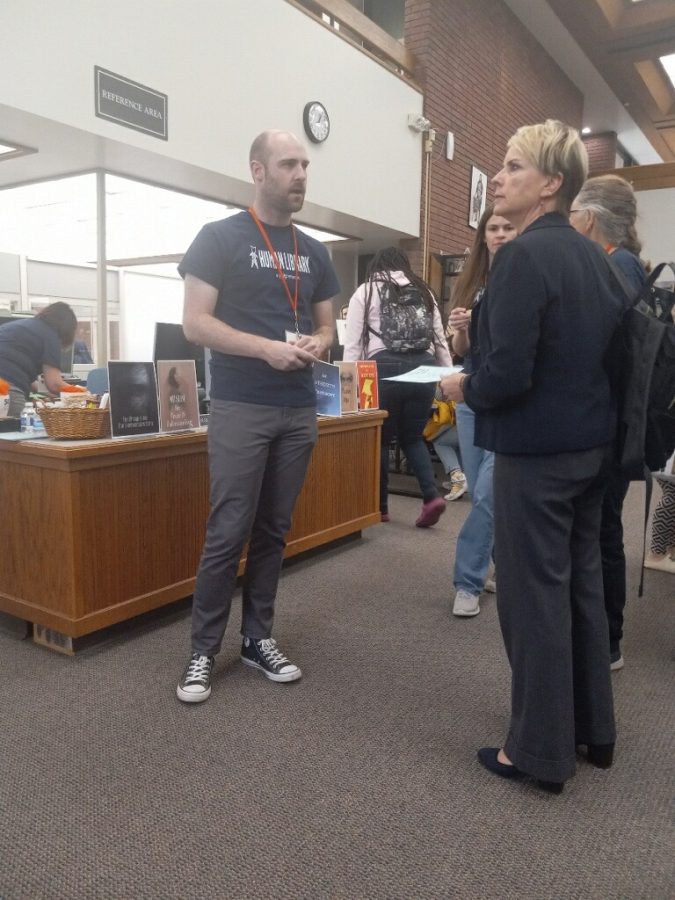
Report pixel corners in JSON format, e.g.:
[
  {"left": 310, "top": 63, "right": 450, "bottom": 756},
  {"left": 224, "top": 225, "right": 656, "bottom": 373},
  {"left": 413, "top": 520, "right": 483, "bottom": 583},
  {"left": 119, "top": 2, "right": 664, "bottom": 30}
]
[{"left": 94, "top": 66, "right": 168, "bottom": 140}]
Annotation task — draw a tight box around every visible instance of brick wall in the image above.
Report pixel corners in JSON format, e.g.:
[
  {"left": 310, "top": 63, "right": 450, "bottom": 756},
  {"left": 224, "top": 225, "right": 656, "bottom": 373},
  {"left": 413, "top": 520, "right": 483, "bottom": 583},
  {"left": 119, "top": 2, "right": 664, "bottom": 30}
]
[
  {"left": 404, "top": 0, "right": 583, "bottom": 272},
  {"left": 584, "top": 132, "right": 619, "bottom": 174}
]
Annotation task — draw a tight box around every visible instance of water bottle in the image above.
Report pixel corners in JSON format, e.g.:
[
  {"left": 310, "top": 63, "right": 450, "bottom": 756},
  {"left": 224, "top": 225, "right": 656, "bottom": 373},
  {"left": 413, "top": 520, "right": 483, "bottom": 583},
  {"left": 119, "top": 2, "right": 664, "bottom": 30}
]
[
  {"left": 20, "top": 402, "right": 35, "bottom": 434},
  {"left": 32, "top": 405, "right": 44, "bottom": 433}
]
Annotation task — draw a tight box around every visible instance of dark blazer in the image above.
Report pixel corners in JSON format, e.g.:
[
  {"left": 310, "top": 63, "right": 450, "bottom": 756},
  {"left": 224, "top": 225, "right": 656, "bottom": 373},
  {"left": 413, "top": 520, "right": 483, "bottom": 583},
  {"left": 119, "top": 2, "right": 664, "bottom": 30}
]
[{"left": 463, "top": 213, "right": 627, "bottom": 455}]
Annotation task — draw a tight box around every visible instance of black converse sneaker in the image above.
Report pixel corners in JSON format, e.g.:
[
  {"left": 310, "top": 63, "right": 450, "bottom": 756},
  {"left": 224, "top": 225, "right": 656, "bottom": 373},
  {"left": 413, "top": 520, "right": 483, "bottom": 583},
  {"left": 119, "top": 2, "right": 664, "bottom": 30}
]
[
  {"left": 176, "top": 652, "right": 214, "bottom": 703},
  {"left": 240, "top": 637, "right": 302, "bottom": 683}
]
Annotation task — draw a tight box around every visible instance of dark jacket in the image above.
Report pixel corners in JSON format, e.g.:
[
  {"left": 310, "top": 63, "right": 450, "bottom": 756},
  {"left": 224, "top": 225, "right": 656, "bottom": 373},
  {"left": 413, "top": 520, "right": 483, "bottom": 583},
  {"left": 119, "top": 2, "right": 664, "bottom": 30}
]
[{"left": 463, "top": 213, "right": 628, "bottom": 455}]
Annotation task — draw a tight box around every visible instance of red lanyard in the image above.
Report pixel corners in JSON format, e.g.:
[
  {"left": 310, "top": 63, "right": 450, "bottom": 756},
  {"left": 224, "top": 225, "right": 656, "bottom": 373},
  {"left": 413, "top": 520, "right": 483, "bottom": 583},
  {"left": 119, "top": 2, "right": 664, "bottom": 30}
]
[
  {"left": 249, "top": 207, "right": 300, "bottom": 335},
  {"left": 604, "top": 243, "right": 617, "bottom": 255}
]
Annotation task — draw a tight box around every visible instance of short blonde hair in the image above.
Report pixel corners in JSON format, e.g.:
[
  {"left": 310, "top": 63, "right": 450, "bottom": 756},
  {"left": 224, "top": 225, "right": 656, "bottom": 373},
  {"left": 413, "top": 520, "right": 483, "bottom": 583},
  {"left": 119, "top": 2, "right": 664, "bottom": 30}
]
[{"left": 508, "top": 119, "right": 588, "bottom": 214}]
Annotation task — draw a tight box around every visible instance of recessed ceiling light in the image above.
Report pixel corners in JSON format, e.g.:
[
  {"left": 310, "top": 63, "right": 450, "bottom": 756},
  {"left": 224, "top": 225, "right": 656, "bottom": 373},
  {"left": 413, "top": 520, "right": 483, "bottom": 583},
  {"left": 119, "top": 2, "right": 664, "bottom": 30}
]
[
  {"left": 660, "top": 53, "right": 675, "bottom": 91},
  {"left": 581, "top": 127, "right": 591, "bottom": 135}
]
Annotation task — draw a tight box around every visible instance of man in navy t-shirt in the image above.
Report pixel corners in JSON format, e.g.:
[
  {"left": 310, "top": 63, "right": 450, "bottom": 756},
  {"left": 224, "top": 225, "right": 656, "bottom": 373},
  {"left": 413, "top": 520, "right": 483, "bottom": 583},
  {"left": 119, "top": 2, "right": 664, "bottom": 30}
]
[{"left": 176, "top": 129, "right": 339, "bottom": 703}]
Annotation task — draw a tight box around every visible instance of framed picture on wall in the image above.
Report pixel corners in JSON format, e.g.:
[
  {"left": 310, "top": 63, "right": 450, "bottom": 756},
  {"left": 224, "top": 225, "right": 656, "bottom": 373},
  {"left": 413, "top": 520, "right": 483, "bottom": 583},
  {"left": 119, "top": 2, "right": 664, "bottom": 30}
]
[{"left": 468, "top": 166, "right": 488, "bottom": 229}]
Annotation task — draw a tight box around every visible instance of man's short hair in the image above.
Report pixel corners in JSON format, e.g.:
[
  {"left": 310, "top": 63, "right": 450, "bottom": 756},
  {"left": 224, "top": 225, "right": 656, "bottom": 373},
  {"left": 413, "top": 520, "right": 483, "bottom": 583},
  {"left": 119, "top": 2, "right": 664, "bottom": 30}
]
[{"left": 249, "top": 132, "right": 271, "bottom": 167}]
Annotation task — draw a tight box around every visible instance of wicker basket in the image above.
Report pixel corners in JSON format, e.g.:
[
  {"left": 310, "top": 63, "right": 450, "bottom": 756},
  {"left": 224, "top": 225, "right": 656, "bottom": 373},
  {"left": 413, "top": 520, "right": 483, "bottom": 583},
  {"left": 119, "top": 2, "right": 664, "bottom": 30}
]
[{"left": 37, "top": 403, "right": 111, "bottom": 440}]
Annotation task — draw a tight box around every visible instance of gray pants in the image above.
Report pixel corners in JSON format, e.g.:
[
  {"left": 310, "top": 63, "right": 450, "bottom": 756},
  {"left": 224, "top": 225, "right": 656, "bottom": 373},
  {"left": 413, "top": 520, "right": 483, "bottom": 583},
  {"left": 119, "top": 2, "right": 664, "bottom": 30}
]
[
  {"left": 191, "top": 400, "right": 317, "bottom": 656},
  {"left": 494, "top": 446, "right": 616, "bottom": 783}
]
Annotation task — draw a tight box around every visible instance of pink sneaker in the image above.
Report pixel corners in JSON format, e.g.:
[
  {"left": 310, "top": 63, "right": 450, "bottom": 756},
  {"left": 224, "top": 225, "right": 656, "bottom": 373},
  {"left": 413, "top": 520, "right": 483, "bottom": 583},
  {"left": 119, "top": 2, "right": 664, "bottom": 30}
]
[
  {"left": 381, "top": 512, "right": 390, "bottom": 523},
  {"left": 415, "top": 497, "right": 446, "bottom": 528}
]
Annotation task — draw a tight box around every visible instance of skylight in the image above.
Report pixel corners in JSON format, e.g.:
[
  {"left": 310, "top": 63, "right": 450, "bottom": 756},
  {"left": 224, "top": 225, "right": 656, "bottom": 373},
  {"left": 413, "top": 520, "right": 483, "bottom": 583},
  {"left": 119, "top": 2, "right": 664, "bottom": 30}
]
[{"left": 660, "top": 53, "right": 675, "bottom": 91}]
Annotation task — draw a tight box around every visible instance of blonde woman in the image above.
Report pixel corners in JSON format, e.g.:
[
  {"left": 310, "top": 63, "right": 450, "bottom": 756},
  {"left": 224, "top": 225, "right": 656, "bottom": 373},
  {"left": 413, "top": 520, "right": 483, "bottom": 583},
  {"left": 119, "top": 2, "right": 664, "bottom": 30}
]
[{"left": 442, "top": 121, "right": 628, "bottom": 792}]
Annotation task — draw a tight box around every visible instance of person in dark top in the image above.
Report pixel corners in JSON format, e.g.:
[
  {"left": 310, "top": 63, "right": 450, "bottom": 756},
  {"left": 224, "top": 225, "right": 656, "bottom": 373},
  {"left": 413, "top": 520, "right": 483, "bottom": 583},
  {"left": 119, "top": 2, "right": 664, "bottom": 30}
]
[
  {"left": 0, "top": 302, "right": 78, "bottom": 416},
  {"left": 73, "top": 339, "right": 93, "bottom": 364},
  {"left": 570, "top": 174, "right": 647, "bottom": 673},
  {"left": 176, "top": 129, "right": 339, "bottom": 704},
  {"left": 441, "top": 120, "right": 627, "bottom": 792}
]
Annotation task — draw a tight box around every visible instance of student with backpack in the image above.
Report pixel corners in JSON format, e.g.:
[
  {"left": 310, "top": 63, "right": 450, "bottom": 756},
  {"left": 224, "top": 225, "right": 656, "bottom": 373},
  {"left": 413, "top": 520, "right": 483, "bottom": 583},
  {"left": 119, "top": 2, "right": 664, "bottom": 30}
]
[
  {"left": 570, "top": 174, "right": 647, "bottom": 671},
  {"left": 343, "top": 247, "right": 452, "bottom": 526}
]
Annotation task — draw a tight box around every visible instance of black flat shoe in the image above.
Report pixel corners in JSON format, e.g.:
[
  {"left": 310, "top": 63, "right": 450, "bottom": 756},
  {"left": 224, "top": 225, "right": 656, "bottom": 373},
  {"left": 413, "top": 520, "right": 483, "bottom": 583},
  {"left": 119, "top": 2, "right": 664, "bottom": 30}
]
[
  {"left": 478, "top": 748, "right": 565, "bottom": 794},
  {"left": 477, "top": 747, "right": 525, "bottom": 779},
  {"left": 537, "top": 779, "right": 565, "bottom": 794}
]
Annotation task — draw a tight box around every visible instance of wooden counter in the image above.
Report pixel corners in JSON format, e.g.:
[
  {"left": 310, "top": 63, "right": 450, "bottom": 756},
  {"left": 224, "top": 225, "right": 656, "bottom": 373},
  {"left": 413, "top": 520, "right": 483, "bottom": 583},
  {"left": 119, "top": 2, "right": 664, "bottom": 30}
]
[{"left": 0, "top": 411, "right": 384, "bottom": 647}]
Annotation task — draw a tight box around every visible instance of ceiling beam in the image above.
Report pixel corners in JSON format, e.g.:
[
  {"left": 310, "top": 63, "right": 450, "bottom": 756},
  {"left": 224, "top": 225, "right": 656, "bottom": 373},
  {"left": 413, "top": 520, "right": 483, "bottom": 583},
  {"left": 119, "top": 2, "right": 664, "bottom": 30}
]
[{"left": 545, "top": 0, "right": 675, "bottom": 161}]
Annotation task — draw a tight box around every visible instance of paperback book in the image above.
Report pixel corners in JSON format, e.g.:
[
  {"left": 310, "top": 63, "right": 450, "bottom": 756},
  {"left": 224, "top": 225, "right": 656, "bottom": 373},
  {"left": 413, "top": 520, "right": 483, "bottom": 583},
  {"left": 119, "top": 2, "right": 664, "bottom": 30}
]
[
  {"left": 313, "top": 359, "right": 342, "bottom": 417},
  {"left": 157, "top": 360, "right": 200, "bottom": 431},
  {"left": 108, "top": 361, "right": 160, "bottom": 438},
  {"left": 356, "top": 360, "right": 379, "bottom": 410},
  {"left": 336, "top": 361, "right": 359, "bottom": 414}
]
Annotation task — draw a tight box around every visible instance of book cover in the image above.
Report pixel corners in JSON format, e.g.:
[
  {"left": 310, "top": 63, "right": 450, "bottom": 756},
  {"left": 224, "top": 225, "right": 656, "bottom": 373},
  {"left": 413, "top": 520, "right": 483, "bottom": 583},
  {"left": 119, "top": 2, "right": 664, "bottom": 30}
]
[
  {"left": 356, "top": 360, "right": 379, "bottom": 410},
  {"left": 108, "top": 361, "right": 160, "bottom": 438},
  {"left": 336, "top": 361, "right": 359, "bottom": 414},
  {"left": 157, "top": 360, "right": 200, "bottom": 431},
  {"left": 313, "top": 359, "right": 342, "bottom": 417}
]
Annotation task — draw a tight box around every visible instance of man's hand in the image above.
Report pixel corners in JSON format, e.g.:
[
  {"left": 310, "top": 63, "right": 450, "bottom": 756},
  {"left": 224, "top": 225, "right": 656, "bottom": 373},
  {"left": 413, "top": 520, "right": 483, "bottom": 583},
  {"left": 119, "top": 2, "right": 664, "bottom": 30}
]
[
  {"left": 295, "top": 333, "right": 327, "bottom": 359},
  {"left": 264, "top": 340, "right": 317, "bottom": 371}
]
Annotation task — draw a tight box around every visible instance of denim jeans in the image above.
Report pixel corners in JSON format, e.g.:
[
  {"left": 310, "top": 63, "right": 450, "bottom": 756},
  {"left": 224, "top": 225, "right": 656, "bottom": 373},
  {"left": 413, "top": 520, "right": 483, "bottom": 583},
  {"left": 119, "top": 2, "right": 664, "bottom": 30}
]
[
  {"left": 432, "top": 425, "right": 461, "bottom": 474},
  {"left": 453, "top": 402, "right": 494, "bottom": 594},
  {"left": 373, "top": 350, "right": 440, "bottom": 512}
]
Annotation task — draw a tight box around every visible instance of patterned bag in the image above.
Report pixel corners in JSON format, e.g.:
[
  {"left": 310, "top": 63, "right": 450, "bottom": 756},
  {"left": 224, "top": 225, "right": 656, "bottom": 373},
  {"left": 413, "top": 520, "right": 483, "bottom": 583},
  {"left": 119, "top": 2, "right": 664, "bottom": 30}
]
[{"left": 368, "top": 282, "right": 434, "bottom": 352}]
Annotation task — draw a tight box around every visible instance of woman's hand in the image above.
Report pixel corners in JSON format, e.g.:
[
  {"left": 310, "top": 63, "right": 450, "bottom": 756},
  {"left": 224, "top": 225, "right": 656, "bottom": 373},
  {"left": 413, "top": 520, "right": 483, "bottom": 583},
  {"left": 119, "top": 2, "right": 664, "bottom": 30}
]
[
  {"left": 449, "top": 307, "right": 471, "bottom": 333},
  {"left": 440, "top": 372, "right": 466, "bottom": 402}
]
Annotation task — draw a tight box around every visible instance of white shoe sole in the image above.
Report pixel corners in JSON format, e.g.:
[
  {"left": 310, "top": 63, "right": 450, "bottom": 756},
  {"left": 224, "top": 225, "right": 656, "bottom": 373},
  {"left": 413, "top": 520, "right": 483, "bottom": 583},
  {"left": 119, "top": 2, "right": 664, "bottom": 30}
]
[
  {"left": 643, "top": 556, "right": 675, "bottom": 573},
  {"left": 445, "top": 485, "right": 467, "bottom": 501},
  {"left": 610, "top": 656, "right": 625, "bottom": 672},
  {"left": 241, "top": 656, "right": 302, "bottom": 682},
  {"left": 176, "top": 684, "right": 211, "bottom": 703},
  {"left": 453, "top": 606, "right": 480, "bottom": 617}
]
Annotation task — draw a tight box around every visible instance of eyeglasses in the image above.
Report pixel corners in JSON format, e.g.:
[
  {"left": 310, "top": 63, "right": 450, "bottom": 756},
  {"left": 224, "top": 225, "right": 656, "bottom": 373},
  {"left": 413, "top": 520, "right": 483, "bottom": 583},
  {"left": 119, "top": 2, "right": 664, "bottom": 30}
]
[{"left": 569, "top": 208, "right": 584, "bottom": 215}]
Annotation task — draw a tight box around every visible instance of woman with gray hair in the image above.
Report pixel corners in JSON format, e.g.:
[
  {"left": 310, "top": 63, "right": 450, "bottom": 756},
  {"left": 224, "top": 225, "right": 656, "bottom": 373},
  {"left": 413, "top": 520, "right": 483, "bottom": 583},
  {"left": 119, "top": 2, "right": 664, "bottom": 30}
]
[
  {"left": 570, "top": 174, "right": 647, "bottom": 672},
  {"left": 442, "top": 120, "right": 628, "bottom": 792}
]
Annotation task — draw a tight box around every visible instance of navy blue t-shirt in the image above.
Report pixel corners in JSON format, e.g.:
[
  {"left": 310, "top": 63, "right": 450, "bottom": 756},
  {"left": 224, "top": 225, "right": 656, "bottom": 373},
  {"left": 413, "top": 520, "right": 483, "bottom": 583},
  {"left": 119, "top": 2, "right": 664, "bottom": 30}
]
[
  {"left": 0, "top": 317, "right": 61, "bottom": 396},
  {"left": 178, "top": 211, "right": 340, "bottom": 407},
  {"left": 610, "top": 247, "right": 646, "bottom": 294}
]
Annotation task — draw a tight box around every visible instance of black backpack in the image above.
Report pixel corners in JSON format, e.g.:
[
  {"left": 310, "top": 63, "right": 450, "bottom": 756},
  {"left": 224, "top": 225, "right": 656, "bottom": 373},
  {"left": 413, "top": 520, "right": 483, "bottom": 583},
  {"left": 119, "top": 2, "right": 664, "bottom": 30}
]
[
  {"left": 368, "top": 282, "right": 435, "bottom": 352},
  {"left": 603, "top": 258, "right": 675, "bottom": 479},
  {"left": 599, "top": 252, "right": 675, "bottom": 594}
]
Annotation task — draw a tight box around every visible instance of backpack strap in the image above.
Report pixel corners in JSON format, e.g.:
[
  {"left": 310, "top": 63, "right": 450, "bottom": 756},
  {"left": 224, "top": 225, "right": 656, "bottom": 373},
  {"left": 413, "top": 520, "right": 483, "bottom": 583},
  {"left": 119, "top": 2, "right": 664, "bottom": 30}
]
[
  {"left": 638, "top": 464, "right": 652, "bottom": 598},
  {"left": 644, "top": 261, "right": 675, "bottom": 289}
]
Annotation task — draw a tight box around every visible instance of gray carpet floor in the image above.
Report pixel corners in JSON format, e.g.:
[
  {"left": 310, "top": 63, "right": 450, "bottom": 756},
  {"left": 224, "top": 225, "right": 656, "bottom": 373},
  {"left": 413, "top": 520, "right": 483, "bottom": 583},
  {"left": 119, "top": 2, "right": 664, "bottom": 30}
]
[{"left": 0, "top": 484, "right": 673, "bottom": 900}]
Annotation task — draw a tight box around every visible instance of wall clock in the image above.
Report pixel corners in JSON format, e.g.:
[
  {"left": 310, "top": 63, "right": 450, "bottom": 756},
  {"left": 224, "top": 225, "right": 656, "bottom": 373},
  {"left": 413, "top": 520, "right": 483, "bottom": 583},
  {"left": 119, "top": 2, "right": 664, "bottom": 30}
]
[{"left": 303, "top": 101, "right": 330, "bottom": 143}]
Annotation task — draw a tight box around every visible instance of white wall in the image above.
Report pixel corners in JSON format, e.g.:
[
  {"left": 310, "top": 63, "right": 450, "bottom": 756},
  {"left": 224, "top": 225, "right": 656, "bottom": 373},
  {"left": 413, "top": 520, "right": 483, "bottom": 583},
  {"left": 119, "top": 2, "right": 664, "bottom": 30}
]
[
  {"left": 119, "top": 272, "right": 183, "bottom": 360},
  {"left": 636, "top": 189, "right": 675, "bottom": 271},
  {"left": 0, "top": 0, "right": 423, "bottom": 237}
]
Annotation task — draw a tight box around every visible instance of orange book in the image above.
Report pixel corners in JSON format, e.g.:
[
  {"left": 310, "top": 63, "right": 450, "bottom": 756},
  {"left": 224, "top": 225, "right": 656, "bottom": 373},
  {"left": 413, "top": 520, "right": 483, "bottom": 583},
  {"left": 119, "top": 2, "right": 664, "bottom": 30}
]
[{"left": 356, "top": 360, "right": 379, "bottom": 410}]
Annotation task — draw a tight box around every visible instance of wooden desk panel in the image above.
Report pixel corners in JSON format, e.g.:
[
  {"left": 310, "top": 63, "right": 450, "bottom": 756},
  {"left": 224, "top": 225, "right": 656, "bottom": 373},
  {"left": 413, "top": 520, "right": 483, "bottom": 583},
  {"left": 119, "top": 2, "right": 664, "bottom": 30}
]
[{"left": 0, "top": 412, "right": 384, "bottom": 639}]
